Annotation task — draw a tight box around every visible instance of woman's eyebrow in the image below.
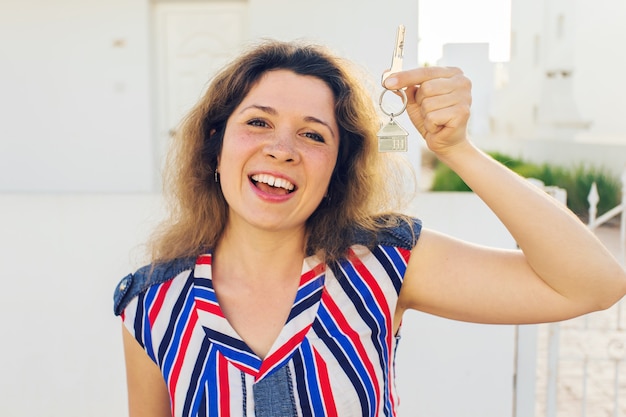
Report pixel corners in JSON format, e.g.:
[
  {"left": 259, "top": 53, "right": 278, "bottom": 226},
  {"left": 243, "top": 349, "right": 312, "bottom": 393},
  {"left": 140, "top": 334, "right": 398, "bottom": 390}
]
[
  {"left": 304, "top": 116, "right": 336, "bottom": 139},
  {"left": 239, "top": 104, "right": 277, "bottom": 115}
]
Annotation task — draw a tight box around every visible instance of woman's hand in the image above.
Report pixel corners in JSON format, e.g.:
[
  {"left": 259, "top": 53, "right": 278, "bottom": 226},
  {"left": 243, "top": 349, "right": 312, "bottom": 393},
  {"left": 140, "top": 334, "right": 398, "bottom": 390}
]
[
  {"left": 388, "top": 67, "right": 626, "bottom": 325},
  {"left": 383, "top": 67, "right": 472, "bottom": 157}
]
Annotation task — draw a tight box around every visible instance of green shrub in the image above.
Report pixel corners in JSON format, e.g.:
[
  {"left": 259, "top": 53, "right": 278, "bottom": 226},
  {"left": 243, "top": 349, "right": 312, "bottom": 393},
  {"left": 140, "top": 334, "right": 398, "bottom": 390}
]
[
  {"left": 431, "top": 162, "right": 471, "bottom": 191},
  {"left": 429, "top": 152, "right": 621, "bottom": 219},
  {"left": 564, "top": 164, "right": 621, "bottom": 218}
]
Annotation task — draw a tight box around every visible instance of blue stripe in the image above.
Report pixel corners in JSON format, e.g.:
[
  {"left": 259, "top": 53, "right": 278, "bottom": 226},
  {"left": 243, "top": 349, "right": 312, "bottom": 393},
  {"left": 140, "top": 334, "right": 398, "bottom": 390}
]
[
  {"left": 157, "top": 277, "right": 194, "bottom": 364},
  {"left": 182, "top": 337, "right": 213, "bottom": 416},
  {"left": 334, "top": 260, "right": 391, "bottom": 415},
  {"left": 292, "top": 353, "right": 313, "bottom": 416},
  {"left": 293, "top": 274, "right": 324, "bottom": 303},
  {"left": 371, "top": 246, "right": 406, "bottom": 416},
  {"left": 373, "top": 246, "right": 406, "bottom": 295},
  {"left": 133, "top": 293, "right": 146, "bottom": 350},
  {"left": 203, "top": 328, "right": 261, "bottom": 370},
  {"left": 288, "top": 285, "right": 323, "bottom": 323},
  {"left": 337, "top": 260, "right": 389, "bottom": 347},
  {"left": 193, "top": 277, "right": 214, "bottom": 289},
  {"left": 193, "top": 277, "right": 219, "bottom": 304},
  {"left": 193, "top": 286, "right": 218, "bottom": 303},
  {"left": 197, "top": 391, "right": 208, "bottom": 417},
  {"left": 141, "top": 285, "right": 161, "bottom": 362},
  {"left": 205, "top": 347, "right": 220, "bottom": 417},
  {"left": 161, "top": 284, "right": 196, "bottom": 380},
  {"left": 314, "top": 308, "right": 374, "bottom": 416},
  {"left": 299, "top": 339, "right": 326, "bottom": 416}
]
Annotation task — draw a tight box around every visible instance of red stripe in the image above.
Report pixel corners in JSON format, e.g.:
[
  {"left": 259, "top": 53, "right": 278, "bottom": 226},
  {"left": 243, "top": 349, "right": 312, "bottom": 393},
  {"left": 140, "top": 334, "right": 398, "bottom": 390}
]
[
  {"left": 218, "top": 353, "right": 230, "bottom": 417},
  {"left": 348, "top": 248, "right": 392, "bottom": 334},
  {"left": 168, "top": 309, "right": 199, "bottom": 414},
  {"left": 399, "top": 247, "right": 411, "bottom": 264},
  {"left": 300, "top": 262, "right": 325, "bottom": 285},
  {"left": 195, "top": 299, "right": 225, "bottom": 317},
  {"left": 258, "top": 325, "right": 312, "bottom": 379},
  {"left": 320, "top": 289, "right": 381, "bottom": 401},
  {"left": 230, "top": 361, "right": 260, "bottom": 376},
  {"left": 313, "top": 349, "right": 338, "bottom": 417},
  {"left": 348, "top": 248, "right": 398, "bottom": 415},
  {"left": 148, "top": 279, "right": 173, "bottom": 325},
  {"left": 196, "top": 254, "right": 212, "bottom": 265}
]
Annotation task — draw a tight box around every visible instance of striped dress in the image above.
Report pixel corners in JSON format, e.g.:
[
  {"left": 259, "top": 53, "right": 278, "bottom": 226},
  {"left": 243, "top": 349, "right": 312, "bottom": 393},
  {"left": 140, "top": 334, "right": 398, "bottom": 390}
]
[{"left": 114, "top": 218, "right": 421, "bottom": 416}]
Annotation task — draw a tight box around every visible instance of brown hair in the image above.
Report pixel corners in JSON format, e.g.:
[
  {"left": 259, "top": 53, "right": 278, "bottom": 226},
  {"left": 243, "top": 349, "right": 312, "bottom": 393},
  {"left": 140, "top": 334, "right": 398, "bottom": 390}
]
[{"left": 149, "top": 40, "right": 414, "bottom": 264}]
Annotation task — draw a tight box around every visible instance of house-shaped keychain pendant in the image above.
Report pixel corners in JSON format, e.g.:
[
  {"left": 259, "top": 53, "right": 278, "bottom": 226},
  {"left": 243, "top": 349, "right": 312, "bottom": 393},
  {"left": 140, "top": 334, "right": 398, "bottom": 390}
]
[{"left": 377, "top": 118, "right": 408, "bottom": 152}]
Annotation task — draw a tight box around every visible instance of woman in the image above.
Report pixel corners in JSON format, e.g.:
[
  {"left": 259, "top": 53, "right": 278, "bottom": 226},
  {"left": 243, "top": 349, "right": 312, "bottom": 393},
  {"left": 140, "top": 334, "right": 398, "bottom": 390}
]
[{"left": 114, "top": 40, "right": 626, "bottom": 416}]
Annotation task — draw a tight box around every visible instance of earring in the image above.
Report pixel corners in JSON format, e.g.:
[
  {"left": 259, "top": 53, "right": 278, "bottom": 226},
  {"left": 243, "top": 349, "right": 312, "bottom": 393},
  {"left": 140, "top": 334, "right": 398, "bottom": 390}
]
[{"left": 214, "top": 170, "right": 219, "bottom": 183}]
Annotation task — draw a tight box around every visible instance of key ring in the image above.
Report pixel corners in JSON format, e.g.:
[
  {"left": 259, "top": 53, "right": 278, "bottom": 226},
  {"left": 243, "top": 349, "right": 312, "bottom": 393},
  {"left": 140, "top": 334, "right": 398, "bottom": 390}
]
[{"left": 379, "top": 89, "right": 407, "bottom": 118}]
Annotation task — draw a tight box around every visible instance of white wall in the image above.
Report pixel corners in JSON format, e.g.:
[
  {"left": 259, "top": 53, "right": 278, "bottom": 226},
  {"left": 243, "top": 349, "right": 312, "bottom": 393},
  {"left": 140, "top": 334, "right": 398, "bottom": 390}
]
[
  {"left": 1, "top": 0, "right": 421, "bottom": 193},
  {"left": 574, "top": 0, "right": 626, "bottom": 137},
  {"left": 0, "top": 194, "right": 164, "bottom": 416},
  {"left": 489, "top": 0, "right": 626, "bottom": 167},
  {"left": 437, "top": 43, "right": 494, "bottom": 139},
  {"left": 0, "top": 192, "right": 518, "bottom": 417},
  {"left": 397, "top": 192, "right": 518, "bottom": 417},
  {"left": 248, "top": 0, "right": 418, "bottom": 80},
  {"left": 0, "top": 0, "right": 154, "bottom": 192}
]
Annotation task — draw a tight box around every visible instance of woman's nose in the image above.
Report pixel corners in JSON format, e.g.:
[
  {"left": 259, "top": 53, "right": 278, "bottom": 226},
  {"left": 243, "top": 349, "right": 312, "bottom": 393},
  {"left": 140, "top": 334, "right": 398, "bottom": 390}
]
[{"left": 263, "top": 130, "right": 300, "bottom": 163}]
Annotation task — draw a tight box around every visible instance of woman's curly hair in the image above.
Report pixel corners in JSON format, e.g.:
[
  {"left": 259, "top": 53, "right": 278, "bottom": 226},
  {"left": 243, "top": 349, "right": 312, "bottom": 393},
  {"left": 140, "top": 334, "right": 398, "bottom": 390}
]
[{"left": 149, "top": 39, "right": 414, "bottom": 264}]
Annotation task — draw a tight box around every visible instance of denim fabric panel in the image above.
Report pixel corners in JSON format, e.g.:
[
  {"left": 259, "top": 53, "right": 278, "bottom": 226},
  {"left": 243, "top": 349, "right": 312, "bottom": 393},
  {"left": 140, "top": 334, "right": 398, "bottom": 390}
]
[
  {"left": 253, "top": 366, "right": 297, "bottom": 417},
  {"left": 113, "top": 256, "right": 197, "bottom": 316},
  {"left": 351, "top": 215, "right": 422, "bottom": 251}
]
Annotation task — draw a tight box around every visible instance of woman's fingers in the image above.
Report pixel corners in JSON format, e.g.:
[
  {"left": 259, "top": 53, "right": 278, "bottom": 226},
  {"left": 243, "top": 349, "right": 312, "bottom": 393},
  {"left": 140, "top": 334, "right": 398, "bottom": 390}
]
[{"left": 384, "top": 66, "right": 472, "bottom": 152}]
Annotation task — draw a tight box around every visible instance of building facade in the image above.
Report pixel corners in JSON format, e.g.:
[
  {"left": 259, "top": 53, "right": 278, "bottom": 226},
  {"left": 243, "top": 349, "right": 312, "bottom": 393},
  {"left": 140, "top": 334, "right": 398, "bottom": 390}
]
[{"left": 487, "top": 0, "right": 626, "bottom": 174}]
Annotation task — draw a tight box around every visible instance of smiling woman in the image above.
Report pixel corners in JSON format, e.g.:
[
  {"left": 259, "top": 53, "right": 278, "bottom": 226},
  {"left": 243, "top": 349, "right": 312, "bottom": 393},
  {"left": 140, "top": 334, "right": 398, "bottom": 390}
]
[
  {"left": 113, "top": 39, "right": 626, "bottom": 417},
  {"left": 145, "top": 41, "right": 403, "bottom": 265},
  {"left": 217, "top": 70, "right": 340, "bottom": 236}
]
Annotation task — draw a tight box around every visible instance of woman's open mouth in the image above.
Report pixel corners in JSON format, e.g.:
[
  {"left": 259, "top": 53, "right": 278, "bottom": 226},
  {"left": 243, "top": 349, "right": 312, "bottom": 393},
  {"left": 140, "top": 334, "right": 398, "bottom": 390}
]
[{"left": 250, "top": 174, "right": 296, "bottom": 195}]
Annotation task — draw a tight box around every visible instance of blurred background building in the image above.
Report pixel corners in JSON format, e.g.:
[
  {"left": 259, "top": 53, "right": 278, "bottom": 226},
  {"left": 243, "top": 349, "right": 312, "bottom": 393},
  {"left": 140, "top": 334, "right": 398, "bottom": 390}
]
[{"left": 440, "top": 0, "right": 626, "bottom": 175}]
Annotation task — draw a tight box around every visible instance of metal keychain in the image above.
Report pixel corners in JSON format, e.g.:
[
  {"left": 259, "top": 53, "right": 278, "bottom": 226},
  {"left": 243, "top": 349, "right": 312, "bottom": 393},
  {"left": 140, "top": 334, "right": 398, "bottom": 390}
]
[{"left": 378, "top": 24, "right": 409, "bottom": 152}]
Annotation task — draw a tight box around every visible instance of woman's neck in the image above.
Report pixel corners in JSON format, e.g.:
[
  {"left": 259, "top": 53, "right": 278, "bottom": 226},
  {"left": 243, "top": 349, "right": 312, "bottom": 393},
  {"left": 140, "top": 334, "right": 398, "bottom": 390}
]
[{"left": 214, "top": 221, "right": 307, "bottom": 284}]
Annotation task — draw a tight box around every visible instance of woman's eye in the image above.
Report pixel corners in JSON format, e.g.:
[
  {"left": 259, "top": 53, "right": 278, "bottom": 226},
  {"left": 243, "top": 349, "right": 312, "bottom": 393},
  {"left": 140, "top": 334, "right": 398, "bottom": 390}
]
[
  {"left": 303, "top": 132, "right": 325, "bottom": 143},
  {"left": 247, "top": 119, "right": 268, "bottom": 127}
]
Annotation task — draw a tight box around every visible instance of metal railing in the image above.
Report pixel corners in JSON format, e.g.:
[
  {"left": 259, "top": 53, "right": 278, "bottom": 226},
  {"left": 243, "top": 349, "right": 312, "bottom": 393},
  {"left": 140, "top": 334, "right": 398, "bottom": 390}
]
[
  {"left": 588, "top": 167, "right": 626, "bottom": 263},
  {"left": 524, "top": 175, "right": 626, "bottom": 417}
]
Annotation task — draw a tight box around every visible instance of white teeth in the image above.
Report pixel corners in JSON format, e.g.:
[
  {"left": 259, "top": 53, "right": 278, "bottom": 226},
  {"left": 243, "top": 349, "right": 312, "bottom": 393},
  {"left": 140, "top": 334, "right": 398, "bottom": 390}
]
[{"left": 251, "top": 174, "right": 295, "bottom": 191}]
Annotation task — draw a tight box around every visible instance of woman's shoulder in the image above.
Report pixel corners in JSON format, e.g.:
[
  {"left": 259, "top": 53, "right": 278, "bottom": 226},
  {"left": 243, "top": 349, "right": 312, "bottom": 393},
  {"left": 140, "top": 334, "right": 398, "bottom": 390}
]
[
  {"left": 112, "top": 256, "right": 197, "bottom": 316},
  {"left": 350, "top": 213, "right": 422, "bottom": 251}
]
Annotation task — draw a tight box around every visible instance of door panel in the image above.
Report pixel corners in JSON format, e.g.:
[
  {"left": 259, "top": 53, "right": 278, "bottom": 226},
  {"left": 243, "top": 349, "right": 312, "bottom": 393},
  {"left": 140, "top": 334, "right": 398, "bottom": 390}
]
[{"left": 153, "top": 1, "right": 247, "bottom": 166}]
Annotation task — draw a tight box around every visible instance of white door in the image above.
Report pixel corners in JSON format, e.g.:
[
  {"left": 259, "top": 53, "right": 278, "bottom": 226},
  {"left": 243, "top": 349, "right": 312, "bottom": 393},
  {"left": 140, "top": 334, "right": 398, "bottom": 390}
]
[{"left": 153, "top": 1, "right": 248, "bottom": 171}]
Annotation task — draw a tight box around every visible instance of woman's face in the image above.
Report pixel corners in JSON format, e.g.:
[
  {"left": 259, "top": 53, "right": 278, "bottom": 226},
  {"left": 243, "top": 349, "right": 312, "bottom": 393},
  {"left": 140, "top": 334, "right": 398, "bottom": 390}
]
[{"left": 217, "top": 69, "right": 340, "bottom": 235}]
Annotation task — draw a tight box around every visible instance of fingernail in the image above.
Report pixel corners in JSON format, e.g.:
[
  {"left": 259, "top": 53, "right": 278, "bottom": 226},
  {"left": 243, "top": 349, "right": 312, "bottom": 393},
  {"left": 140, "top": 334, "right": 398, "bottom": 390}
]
[{"left": 384, "top": 77, "right": 398, "bottom": 89}]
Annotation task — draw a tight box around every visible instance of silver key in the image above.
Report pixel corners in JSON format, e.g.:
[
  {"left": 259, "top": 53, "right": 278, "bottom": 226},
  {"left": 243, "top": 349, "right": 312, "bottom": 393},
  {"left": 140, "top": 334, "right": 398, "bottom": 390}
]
[
  {"left": 378, "top": 25, "right": 409, "bottom": 152},
  {"left": 381, "top": 24, "right": 406, "bottom": 88}
]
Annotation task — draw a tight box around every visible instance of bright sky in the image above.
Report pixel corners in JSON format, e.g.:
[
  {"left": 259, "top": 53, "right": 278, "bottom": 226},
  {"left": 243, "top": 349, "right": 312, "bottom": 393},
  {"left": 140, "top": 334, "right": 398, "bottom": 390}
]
[{"left": 418, "top": 0, "right": 511, "bottom": 64}]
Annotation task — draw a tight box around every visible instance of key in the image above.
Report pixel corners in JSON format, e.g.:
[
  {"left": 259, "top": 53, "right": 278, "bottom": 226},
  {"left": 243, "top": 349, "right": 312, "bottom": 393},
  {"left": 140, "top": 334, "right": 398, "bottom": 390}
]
[
  {"left": 378, "top": 25, "right": 409, "bottom": 152},
  {"left": 381, "top": 24, "right": 406, "bottom": 88}
]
